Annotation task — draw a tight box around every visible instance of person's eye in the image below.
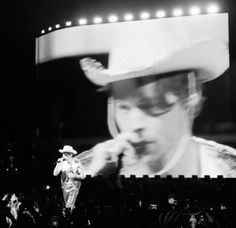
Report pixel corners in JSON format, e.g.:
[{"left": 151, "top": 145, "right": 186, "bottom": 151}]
[
  {"left": 147, "top": 108, "right": 171, "bottom": 117},
  {"left": 139, "top": 103, "right": 171, "bottom": 116},
  {"left": 138, "top": 100, "right": 173, "bottom": 117},
  {"left": 117, "top": 104, "right": 130, "bottom": 112}
]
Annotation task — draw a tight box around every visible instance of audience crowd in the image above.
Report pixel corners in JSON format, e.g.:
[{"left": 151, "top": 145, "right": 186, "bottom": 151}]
[{"left": 0, "top": 175, "right": 236, "bottom": 228}]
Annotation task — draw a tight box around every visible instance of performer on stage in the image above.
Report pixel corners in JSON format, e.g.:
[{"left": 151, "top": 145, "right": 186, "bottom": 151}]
[
  {"left": 77, "top": 13, "right": 236, "bottom": 177},
  {"left": 53, "top": 145, "right": 85, "bottom": 211}
]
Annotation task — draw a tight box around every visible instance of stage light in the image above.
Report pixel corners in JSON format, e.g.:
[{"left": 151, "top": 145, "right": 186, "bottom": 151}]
[
  {"left": 124, "top": 13, "right": 134, "bottom": 21},
  {"left": 140, "top": 12, "right": 150, "bottom": 20},
  {"left": 41, "top": 30, "right": 45, "bottom": 34},
  {"left": 65, "top": 21, "right": 72, "bottom": 26},
  {"left": 156, "top": 10, "right": 166, "bottom": 18},
  {"left": 78, "top": 18, "right": 87, "bottom": 25},
  {"left": 94, "top": 17, "right": 103, "bottom": 24},
  {"left": 48, "top": 27, "right": 52, "bottom": 31},
  {"left": 207, "top": 4, "right": 219, "bottom": 13},
  {"left": 55, "top": 24, "right": 60, "bottom": 29},
  {"left": 108, "top": 15, "right": 118, "bottom": 23},
  {"left": 173, "top": 8, "right": 183, "bottom": 16},
  {"left": 45, "top": 185, "right": 50, "bottom": 190},
  {"left": 189, "top": 7, "right": 201, "bottom": 15}
]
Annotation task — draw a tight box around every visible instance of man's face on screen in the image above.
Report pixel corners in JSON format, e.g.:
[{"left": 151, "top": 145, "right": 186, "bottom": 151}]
[{"left": 112, "top": 74, "right": 190, "bottom": 172}]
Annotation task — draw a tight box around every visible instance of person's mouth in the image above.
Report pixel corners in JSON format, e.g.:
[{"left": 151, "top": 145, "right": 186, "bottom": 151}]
[{"left": 131, "top": 140, "right": 154, "bottom": 153}]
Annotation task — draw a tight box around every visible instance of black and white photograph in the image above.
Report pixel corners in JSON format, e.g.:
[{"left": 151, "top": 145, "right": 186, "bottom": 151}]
[{"left": 1, "top": 0, "right": 236, "bottom": 227}]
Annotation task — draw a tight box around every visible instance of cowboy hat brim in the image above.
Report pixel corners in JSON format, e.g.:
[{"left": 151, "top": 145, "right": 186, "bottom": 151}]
[
  {"left": 80, "top": 39, "right": 229, "bottom": 86},
  {"left": 59, "top": 149, "right": 77, "bottom": 154}
]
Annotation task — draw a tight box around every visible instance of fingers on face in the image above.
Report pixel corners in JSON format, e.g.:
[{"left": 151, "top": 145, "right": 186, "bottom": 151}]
[
  {"left": 94, "top": 136, "right": 137, "bottom": 165},
  {"left": 89, "top": 133, "right": 140, "bottom": 175},
  {"left": 115, "top": 132, "right": 140, "bottom": 144}
]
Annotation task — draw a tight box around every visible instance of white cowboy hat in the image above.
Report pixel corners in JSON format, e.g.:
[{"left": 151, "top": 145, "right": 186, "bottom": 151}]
[
  {"left": 59, "top": 145, "right": 77, "bottom": 154},
  {"left": 80, "top": 13, "right": 229, "bottom": 86}
]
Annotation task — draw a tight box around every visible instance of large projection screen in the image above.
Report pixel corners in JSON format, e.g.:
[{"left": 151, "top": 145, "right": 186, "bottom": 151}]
[{"left": 36, "top": 13, "right": 236, "bottom": 178}]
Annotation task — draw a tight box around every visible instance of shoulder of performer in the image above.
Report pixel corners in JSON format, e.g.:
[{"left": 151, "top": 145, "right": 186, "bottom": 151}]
[
  {"left": 73, "top": 157, "right": 82, "bottom": 164},
  {"left": 193, "top": 136, "right": 236, "bottom": 155},
  {"left": 192, "top": 136, "right": 236, "bottom": 176}
]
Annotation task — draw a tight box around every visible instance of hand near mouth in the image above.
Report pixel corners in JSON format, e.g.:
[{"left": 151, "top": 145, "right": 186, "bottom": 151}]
[{"left": 82, "top": 132, "right": 142, "bottom": 176}]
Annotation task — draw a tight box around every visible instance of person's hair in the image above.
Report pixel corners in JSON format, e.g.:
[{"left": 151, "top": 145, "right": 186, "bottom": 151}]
[{"left": 149, "top": 71, "right": 204, "bottom": 118}]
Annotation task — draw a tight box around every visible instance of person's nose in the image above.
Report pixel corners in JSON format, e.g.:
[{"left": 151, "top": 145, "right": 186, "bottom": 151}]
[{"left": 128, "top": 107, "right": 146, "bottom": 134}]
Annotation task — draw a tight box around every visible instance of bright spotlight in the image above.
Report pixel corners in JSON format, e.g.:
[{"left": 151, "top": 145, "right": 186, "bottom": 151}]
[
  {"left": 207, "top": 4, "right": 219, "bottom": 13},
  {"left": 45, "top": 185, "right": 50, "bottom": 190},
  {"left": 156, "top": 10, "right": 166, "bottom": 18},
  {"left": 189, "top": 7, "right": 201, "bottom": 15},
  {"left": 108, "top": 15, "right": 118, "bottom": 23},
  {"left": 78, "top": 18, "right": 87, "bottom": 25},
  {"left": 41, "top": 30, "right": 45, "bottom": 34},
  {"left": 124, "top": 13, "right": 134, "bottom": 21},
  {"left": 94, "top": 17, "right": 103, "bottom": 24},
  {"left": 55, "top": 24, "right": 60, "bottom": 29},
  {"left": 65, "top": 21, "right": 72, "bottom": 26},
  {"left": 140, "top": 12, "right": 150, "bottom": 19},
  {"left": 173, "top": 8, "right": 183, "bottom": 16},
  {"left": 48, "top": 27, "right": 52, "bottom": 31}
]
